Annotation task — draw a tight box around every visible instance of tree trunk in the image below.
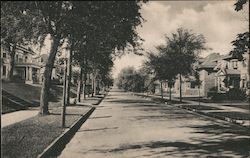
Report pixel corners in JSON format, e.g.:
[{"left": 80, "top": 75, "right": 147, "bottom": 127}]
[
  {"left": 91, "top": 73, "right": 95, "bottom": 97},
  {"left": 83, "top": 72, "right": 87, "bottom": 99},
  {"left": 62, "top": 60, "right": 67, "bottom": 127},
  {"left": 169, "top": 83, "right": 172, "bottom": 101},
  {"left": 8, "top": 44, "right": 16, "bottom": 81},
  {"left": 160, "top": 81, "right": 163, "bottom": 99},
  {"left": 198, "top": 85, "right": 200, "bottom": 106},
  {"left": 77, "top": 67, "right": 83, "bottom": 102},
  {"left": 88, "top": 73, "right": 90, "bottom": 97},
  {"left": 65, "top": 47, "right": 72, "bottom": 106},
  {"left": 96, "top": 80, "right": 100, "bottom": 95},
  {"left": 39, "top": 36, "right": 60, "bottom": 115},
  {"left": 179, "top": 74, "right": 182, "bottom": 103}
]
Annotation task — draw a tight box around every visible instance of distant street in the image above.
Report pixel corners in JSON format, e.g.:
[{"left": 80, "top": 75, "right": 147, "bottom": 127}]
[{"left": 59, "top": 87, "right": 250, "bottom": 158}]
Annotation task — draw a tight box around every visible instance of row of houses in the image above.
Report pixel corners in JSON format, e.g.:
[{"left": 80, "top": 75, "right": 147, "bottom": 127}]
[
  {"left": 155, "top": 51, "right": 249, "bottom": 97},
  {"left": 1, "top": 43, "right": 101, "bottom": 94}
]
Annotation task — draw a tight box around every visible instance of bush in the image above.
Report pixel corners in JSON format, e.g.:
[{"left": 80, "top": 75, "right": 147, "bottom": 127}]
[
  {"left": 210, "top": 92, "right": 227, "bottom": 101},
  {"left": 226, "top": 88, "right": 247, "bottom": 100},
  {"left": 209, "top": 86, "right": 218, "bottom": 92},
  {"left": 208, "top": 88, "right": 247, "bottom": 101}
]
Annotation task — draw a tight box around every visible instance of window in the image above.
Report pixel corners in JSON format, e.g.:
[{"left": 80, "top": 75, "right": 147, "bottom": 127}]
[
  {"left": 3, "top": 52, "right": 6, "bottom": 58},
  {"left": 242, "top": 79, "right": 246, "bottom": 88},
  {"left": 25, "top": 56, "right": 28, "bottom": 62},
  {"left": 190, "top": 82, "right": 196, "bottom": 89},
  {"left": 232, "top": 61, "right": 238, "bottom": 69},
  {"left": 3, "top": 65, "right": 6, "bottom": 76}
]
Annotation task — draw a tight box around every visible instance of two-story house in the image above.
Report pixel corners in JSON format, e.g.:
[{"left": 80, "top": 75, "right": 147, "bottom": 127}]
[
  {"left": 1, "top": 44, "right": 41, "bottom": 84},
  {"left": 214, "top": 51, "right": 249, "bottom": 94}
]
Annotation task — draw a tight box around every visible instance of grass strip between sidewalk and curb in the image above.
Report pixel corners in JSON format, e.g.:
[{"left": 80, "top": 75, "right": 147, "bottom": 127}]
[{"left": 37, "top": 107, "right": 95, "bottom": 158}]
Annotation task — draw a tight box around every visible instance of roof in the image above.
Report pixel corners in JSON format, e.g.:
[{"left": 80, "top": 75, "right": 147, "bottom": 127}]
[
  {"left": 198, "top": 53, "right": 221, "bottom": 69},
  {"left": 10, "top": 43, "right": 36, "bottom": 55},
  {"left": 218, "top": 69, "right": 240, "bottom": 76},
  {"left": 225, "top": 69, "right": 240, "bottom": 75}
]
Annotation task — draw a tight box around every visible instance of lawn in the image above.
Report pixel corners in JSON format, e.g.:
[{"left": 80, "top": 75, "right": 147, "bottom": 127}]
[
  {"left": 222, "top": 104, "right": 250, "bottom": 110},
  {"left": 135, "top": 93, "right": 187, "bottom": 104},
  {"left": 2, "top": 82, "right": 77, "bottom": 104},
  {"left": 181, "top": 105, "right": 222, "bottom": 110},
  {"left": 1, "top": 105, "right": 91, "bottom": 158},
  {"left": 2, "top": 82, "right": 77, "bottom": 113},
  {"left": 182, "top": 97, "right": 248, "bottom": 103},
  {"left": 208, "top": 111, "right": 250, "bottom": 120}
]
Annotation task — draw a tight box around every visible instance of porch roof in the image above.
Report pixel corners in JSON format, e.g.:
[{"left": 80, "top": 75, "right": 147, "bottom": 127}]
[{"left": 217, "top": 69, "right": 240, "bottom": 76}]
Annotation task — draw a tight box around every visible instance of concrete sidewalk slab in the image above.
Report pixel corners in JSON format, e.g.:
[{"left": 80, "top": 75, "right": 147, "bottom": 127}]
[{"left": 1, "top": 109, "right": 38, "bottom": 128}]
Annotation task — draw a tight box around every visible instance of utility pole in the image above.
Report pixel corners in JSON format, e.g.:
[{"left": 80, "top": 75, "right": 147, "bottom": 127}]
[{"left": 62, "top": 59, "right": 67, "bottom": 128}]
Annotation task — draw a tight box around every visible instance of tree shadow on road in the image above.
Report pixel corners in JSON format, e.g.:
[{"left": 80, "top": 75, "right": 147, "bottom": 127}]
[
  {"left": 107, "top": 99, "right": 153, "bottom": 104},
  {"left": 107, "top": 138, "right": 249, "bottom": 157}
]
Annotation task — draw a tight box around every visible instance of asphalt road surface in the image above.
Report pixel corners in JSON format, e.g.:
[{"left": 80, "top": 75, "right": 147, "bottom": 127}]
[{"left": 59, "top": 88, "right": 250, "bottom": 158}]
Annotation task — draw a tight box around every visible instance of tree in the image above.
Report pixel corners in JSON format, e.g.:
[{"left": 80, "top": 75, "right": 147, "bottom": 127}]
[
  {"left": 165, "top": 28, "right": 206, "bottom": 102},
  {"left": 117, "top": 67, "right": 146, "bottom": 92},
  {"left": 234, "top": 0, "right": 248, "bottom": 11},
  {"left": 230, "top": 0, "right": 249, "bottom": 60},
  {"left": 230, "top": 32, "right": 249, "bottom": 60},
  {"left": 2, "top": 1, "right": 145, "bottom": 115},
  {"left": 194, "top": 69, "right": 202, "bottom": 105},
  {"left": 1, "top": 2, "right": 35, "bottom": 81},
  {"left": 145, "top": 46, "right": 178, "bottom": 100},
  {"left": 71, "top": 1, "right": 145, "bottom": 100}
]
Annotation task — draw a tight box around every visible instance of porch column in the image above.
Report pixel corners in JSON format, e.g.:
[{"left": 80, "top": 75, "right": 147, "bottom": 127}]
[
  {"left": 29, "top": 67, "right": 32, "bottom": 81},
  {"left": 26, "top": 67, "right": 29, "bottom": 81}
]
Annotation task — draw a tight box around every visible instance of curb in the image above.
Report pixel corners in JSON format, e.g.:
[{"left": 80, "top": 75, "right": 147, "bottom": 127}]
[
  {"left": 179, "top": 106, "right": 250, "bottom": 129},
  {"left": 37, "top": 107, "right": 96, "bottom": 158},
  {"left": 135, "top": 93, "right": 250, "bottom": 129}
]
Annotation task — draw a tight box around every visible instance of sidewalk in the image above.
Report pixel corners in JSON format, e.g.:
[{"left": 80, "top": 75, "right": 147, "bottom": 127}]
[
  {"left": 135, "top": 93, "right": 250, "bottom": 127},
  {"left": 1, "top": 94, "right": 105, "bottom": 128},
  {"left": 1, "top": 108, "right": 38, "bottom": 128}
]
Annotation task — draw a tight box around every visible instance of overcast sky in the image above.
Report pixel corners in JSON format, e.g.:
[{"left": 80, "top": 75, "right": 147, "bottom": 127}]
[{"left": 112, "top": 0, "right": 248, "bottom": 78}]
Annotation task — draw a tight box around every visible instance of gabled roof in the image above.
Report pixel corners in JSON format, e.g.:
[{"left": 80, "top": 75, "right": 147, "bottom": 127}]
[{"left": 198, "top": 53, "right": 221, "bottom": 69}]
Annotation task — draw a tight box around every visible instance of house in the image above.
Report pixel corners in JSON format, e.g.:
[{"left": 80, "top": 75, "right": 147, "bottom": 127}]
[
  {"left": 1, "top": 43, "right": 63, "bottom": 84},
  {"left": 37, "top": 54, "right": 63, "bottom": 84},
  {"left": 214, "top": 51, "right": 249, "bottom": 94},
  {"left": 1, "top": 44, "right": 41, "bottom": 84},
  {"left": 198, "top": 53, "right": 222, "bottom": 96}
]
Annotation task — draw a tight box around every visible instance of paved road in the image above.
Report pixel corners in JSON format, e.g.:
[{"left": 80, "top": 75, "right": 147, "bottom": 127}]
[{"left": 59, "top": 88, "right": 250, "bottom": 158}]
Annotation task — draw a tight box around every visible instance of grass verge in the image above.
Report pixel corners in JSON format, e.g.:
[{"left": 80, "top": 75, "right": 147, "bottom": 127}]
[{"left": 1, "top": 106, "right": 91, "bottom": 158}]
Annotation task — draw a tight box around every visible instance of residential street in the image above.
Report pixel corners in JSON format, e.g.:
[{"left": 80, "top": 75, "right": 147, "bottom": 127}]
[{"left": 59, "top": 88, "right": 250, "bottom": 158}]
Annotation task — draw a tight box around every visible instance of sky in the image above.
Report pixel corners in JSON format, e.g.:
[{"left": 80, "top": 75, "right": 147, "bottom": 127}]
[{"left": 112, "top": 0, "right": 249, "bottom": 78}]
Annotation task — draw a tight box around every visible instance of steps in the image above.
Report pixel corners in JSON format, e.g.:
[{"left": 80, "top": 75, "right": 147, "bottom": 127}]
[{"left": 2, "top": 90, "right": 35, "bottom": 114}]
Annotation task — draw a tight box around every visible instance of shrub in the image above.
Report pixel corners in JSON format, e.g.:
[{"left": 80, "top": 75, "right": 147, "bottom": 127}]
[
  {"left": 226, "top": 88, "right": 247, "bottom": 100},
  {"left": 210, "top": 92, "right": 227, "bottom": 101}
]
